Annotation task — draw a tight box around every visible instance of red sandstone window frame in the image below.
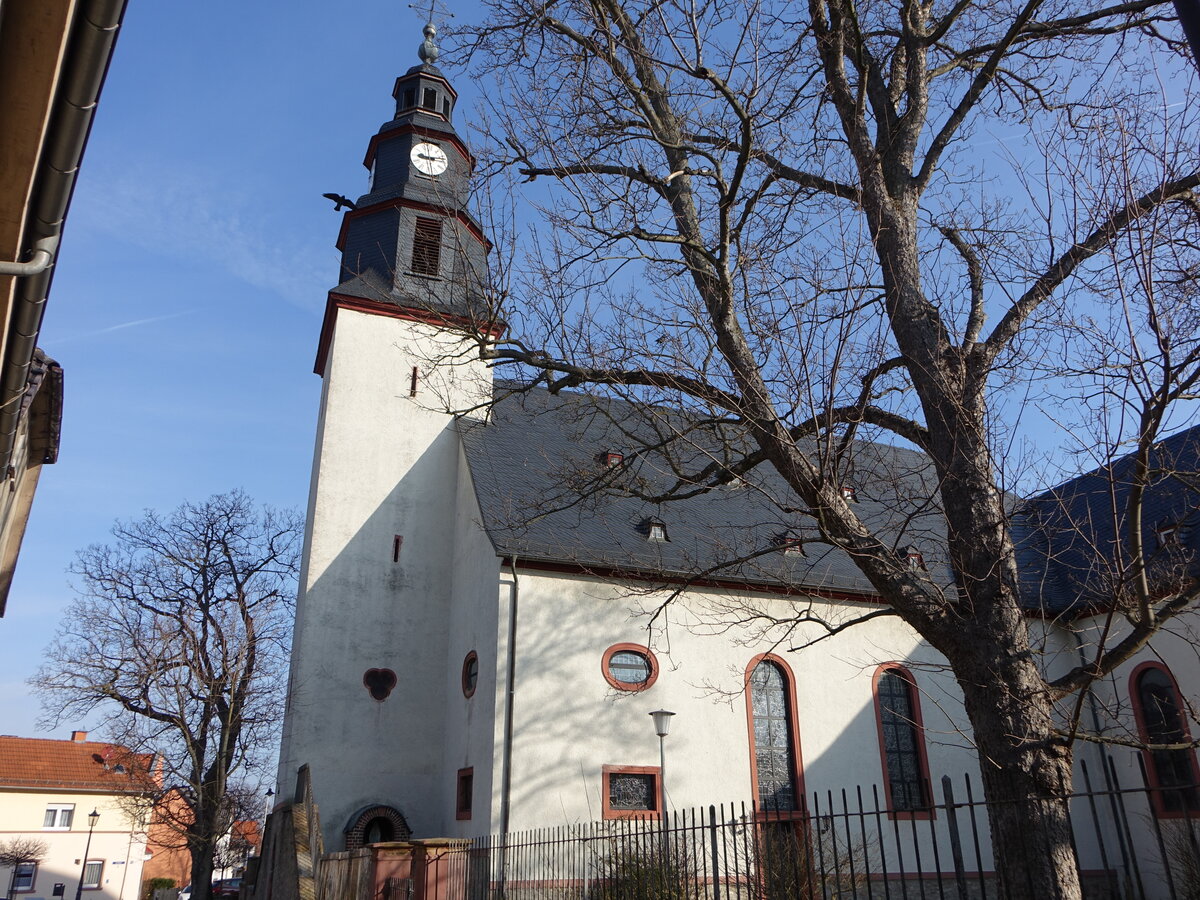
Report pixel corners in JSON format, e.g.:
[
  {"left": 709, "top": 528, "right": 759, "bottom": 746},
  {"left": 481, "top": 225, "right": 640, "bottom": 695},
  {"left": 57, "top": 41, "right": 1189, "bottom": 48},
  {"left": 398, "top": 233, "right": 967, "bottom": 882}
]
[
  {"left": 456, "top": 767, "right": 474, "bottom": 821},
  {"left": 602, "top": 764, "right": 662, "bottom": 820},
  {"left": 1129, "top": 660, "right": 1200, "bottom": 818},
  {"left": 601, "top": 643, "right": 659, "bottom": 692},
  {"left": 872, "top": 664, "right": 935, "bottom": 820},
  {"left": 462, "top": 650, "right": 479, "bottom": 699},
  {"left": 744, "top": 654, "right": 807, "bottom": 816}
]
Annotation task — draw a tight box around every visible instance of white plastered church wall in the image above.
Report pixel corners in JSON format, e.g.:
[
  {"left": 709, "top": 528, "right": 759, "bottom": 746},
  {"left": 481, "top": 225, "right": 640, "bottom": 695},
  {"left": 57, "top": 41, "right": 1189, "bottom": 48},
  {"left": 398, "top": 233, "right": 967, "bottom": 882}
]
[{"left": 276, "top": 306, "right": 492, "bottom": 850}]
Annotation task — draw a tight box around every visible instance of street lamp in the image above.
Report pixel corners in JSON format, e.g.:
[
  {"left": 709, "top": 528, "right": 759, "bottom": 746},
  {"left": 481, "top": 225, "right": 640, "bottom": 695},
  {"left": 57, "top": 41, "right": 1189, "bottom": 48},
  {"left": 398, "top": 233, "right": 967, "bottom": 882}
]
[
  {"left": 73, "top": 809, "right": 100, "bottom": 900},
  {"left": 648, "top": 710, "right": 676, "bottom": 820}
]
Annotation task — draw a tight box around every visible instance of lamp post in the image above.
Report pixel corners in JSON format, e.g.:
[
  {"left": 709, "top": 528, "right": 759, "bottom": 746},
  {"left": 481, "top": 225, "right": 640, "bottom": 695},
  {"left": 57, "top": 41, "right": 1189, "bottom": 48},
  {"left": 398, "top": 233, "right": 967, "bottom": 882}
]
[
  {"left": 73, "top": 809, "right": 99, "bottom": 900},
  {"left": 648, "top": 710, "right": 676, "bottom": 820}
]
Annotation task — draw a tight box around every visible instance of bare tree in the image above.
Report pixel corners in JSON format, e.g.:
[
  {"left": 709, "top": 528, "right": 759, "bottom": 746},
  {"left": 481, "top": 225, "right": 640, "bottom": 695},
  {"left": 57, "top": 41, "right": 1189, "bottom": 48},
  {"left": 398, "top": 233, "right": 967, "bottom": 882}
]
[
  {"left": 437, "top": 0, "right": 1200, "bottom": 894},
  {"left": 32, "top": 492, "right": 300, "bottom": 900},
  {"left": 0, "top": 839, "right": 47, "bottom": 900}
]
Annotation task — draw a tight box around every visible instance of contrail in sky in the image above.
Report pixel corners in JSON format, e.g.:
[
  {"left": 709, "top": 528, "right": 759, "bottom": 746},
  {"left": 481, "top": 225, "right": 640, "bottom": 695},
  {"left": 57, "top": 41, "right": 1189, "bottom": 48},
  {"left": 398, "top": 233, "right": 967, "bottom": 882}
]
[{"left": 48, "top": 309, "right": 197, "bottom": 345}]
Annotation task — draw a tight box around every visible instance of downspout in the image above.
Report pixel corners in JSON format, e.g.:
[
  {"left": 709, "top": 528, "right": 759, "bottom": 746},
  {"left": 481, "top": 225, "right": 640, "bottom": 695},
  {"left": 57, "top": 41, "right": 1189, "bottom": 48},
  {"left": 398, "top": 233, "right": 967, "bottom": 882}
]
[
  {"left": 498, "top": 555, "right": 520, "bottom": 898},
  {"left": 0, "top": 0, "right": 128, "bottom": 475}
]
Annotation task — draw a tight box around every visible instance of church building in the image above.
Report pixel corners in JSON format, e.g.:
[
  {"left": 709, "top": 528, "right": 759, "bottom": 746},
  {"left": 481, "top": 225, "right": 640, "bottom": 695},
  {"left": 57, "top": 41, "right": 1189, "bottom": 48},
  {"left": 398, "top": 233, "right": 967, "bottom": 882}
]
[{"left": 274, "top": 22, "right": 1200, "bottom": 883}]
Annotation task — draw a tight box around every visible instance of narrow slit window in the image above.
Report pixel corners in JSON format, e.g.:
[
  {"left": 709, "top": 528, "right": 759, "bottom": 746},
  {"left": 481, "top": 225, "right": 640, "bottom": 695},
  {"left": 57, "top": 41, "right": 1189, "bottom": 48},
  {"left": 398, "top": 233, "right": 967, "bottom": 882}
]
[
  {"left": 392, "top": 535, "right": 402, "bottom": 563},
  {"left": 411, "top": 218, "right": 443, "bottom": 276},
  {"left": 409, "top": 366, "right": 420, "bottom": 397}
]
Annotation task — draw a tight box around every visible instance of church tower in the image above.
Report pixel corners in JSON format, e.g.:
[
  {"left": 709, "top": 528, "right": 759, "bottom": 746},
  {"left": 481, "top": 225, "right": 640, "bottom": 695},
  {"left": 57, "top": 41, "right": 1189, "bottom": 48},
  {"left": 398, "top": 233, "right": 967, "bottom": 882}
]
[{"left": 276, "top": 21, "right": 493, "bottom": 849}]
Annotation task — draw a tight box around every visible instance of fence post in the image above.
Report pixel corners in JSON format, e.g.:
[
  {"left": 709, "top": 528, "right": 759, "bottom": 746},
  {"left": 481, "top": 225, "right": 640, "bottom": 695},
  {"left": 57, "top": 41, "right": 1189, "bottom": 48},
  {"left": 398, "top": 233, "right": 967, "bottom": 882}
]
[
  {"left": 708, "top": 805, "right": 721, "bottom": 900},
  {"left": 941, "top": 776, "right": 970, "bottom": 900}
]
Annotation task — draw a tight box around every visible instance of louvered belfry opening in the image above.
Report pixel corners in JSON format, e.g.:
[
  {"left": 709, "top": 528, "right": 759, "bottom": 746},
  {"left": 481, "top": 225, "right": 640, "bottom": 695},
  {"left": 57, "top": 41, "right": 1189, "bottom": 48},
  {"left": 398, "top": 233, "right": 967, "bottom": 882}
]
[{"left": 411, "top": 216, "right": 443, "bottom": 276}]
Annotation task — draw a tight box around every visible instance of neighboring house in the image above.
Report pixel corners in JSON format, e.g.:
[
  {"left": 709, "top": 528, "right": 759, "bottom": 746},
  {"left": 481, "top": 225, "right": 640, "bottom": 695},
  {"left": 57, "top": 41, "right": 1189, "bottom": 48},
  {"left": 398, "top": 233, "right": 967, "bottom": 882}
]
[
  {"left": 141, "top": 790, "right": 262, "bottom": 892},
  {"left": 0, "top": 0, "right": 128, "bottom": 615},
  {"left": 274, "top": 21, "right": 1200, "bottom": 891},
  {"left": 0, "top": 732, "right": 152, "bottom": 900}
]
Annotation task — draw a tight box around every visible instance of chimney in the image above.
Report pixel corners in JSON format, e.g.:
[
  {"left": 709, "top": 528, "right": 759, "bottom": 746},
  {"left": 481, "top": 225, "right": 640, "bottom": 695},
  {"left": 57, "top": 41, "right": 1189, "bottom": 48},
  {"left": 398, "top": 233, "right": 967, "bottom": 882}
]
[{"left": 70, "top": 730, "right": 88, "bottom": 742}]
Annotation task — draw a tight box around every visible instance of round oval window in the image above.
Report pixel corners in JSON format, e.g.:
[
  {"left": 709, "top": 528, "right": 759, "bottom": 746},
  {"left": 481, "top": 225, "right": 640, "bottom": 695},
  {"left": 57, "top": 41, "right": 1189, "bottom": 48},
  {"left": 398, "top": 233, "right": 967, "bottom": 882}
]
[
  {"left": 462, "top": 651, "right": 479, "bottom": 697},
  {"left": 602, "top": 644, "right": 658, "bottom": 691}
]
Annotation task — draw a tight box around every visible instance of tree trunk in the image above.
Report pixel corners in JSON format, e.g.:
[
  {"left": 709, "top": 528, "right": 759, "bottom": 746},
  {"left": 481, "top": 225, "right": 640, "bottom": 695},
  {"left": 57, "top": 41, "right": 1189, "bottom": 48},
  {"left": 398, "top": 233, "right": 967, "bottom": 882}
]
[
  {"left": 189, "top": 846, "right": 215, "bottom": 900},
  {"left": 953, "top": 645, "right": 1081, "bottom": 899}
]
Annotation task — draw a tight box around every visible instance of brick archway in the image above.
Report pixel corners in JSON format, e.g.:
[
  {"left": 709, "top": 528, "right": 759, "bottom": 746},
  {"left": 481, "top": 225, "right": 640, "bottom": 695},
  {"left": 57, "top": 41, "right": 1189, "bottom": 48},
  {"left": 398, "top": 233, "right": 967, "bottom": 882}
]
[{"left": 343, "top": 804, "right": 412, "bottom": 850}]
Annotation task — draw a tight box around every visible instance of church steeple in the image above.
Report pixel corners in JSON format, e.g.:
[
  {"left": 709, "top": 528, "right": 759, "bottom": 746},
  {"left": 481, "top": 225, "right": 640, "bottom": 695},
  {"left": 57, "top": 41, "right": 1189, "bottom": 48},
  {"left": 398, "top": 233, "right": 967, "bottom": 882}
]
[{"left": 325, "top": 18, "right": 489, "bottom": 354}]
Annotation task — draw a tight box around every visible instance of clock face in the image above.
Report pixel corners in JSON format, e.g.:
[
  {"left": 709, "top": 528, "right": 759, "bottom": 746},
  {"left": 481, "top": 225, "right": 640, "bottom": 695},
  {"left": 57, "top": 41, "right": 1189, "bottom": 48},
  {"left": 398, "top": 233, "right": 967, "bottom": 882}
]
[{"left": 411, "top": 142, "right": 449, "bottom": 176}]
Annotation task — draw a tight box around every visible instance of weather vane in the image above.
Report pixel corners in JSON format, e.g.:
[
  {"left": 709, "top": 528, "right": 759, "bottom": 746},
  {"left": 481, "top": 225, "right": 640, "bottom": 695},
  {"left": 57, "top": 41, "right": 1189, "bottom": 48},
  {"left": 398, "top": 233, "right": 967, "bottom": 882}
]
[{"left": 407, "top": 1, "right": 455, "bottom": 64}]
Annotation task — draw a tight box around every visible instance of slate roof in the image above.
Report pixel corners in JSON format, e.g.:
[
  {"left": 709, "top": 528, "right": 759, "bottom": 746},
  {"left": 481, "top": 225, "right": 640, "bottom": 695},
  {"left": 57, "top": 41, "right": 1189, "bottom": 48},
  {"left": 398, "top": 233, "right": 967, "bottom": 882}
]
[
  {"left": 0, "top": 735, "right": 154, "bottom": 793},
  {"left": 460, "top": 387, "right": 955, "bottom": 598},
  {"left": 461, "top": 386, "right": 1200, "bottom": 615},
  {"left": 1014, "top": 425, "right": 1200, "bottom": 614}
]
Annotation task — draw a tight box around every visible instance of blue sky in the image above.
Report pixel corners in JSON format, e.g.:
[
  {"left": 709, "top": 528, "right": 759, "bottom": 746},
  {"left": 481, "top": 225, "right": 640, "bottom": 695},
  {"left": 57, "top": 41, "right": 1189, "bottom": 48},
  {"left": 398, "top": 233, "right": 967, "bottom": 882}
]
[{"left": 0, "top": 1, "right": 485, "bottom": 736}]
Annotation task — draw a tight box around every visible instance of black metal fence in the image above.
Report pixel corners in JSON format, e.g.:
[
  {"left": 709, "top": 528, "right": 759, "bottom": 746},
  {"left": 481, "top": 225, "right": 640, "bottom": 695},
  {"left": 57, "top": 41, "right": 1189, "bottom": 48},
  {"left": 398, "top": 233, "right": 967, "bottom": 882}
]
[{"left": 447, "top": 755, "right": 1200, "bottom": 900}]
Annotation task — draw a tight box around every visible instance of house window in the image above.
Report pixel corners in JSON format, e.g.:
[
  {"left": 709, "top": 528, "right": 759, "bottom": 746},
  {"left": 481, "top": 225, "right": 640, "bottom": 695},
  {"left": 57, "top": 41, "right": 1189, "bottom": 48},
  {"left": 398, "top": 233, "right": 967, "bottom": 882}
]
[
  {"left": 456, "top": 768, "right": 473, "bottom": 820},
  {"left": 874, "top": 665, "right": 932, "bottom": 816},
  {"left": 1131, "top": 663, "right": 1200, "bottom": 815},
  {"left": 411, "top": 217, "right": 443, "bottom": 277},
  {"left": 602, "top": 765, "right": 661, "bottom": 819},
  {"left": 747, "top": 657, "right": 801, "bottom": 811},
  {"left": 43, "top": 804, "right": 73, "bottom": 829},
  {"left": 82, "top": 860, "right": 103, "bottom": 890},
  {"left": 462, "top": 651, "right": 479, "bottom": 698},
  {"left": 601, "top": 643, "right": 659, "bottom": 692},
  {"left": 12, "top": 862, "right": 35, "bottom": 892}
]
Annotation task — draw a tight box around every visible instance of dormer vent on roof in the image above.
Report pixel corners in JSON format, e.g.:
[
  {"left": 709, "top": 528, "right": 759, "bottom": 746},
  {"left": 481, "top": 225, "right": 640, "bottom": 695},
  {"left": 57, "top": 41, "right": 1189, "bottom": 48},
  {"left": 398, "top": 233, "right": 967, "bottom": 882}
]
[
  {"left": 1157, "top": 522, "right": 1180, "bottom": 546},
  {"left": 779, "top": 531, "right": 806, "bottom": 555},
  {"left": 602, "top": 451, "right": 624, "bottom": 468},
  {"left": 906, "top": 549, "right": 925, "bottom": 570},
  {"left": 841, "top": 485, "right": 857, "bottom": 501},
  {"left": 642, "top": 517, "right": 669, "bottom": 542}
]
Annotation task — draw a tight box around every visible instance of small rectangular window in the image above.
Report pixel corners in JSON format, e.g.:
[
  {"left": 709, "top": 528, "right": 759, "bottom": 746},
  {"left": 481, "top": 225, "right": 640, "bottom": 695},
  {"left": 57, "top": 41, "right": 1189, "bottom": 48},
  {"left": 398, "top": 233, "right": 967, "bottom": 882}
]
[
  {"left": 410, "top": 365, "right": 420, "bottom": 397},
  {"left": 82, "top": 861, "right": 103, "bottom": 889},
  {"left": 602, "top": 765, "right": 661, "bottom": 819},
  {"left": 402, "top": 89, "right": 415, "bottom": 109},
  {"left": 442, "top": 97, "right": 452, "bottom": 117},
  {"left": 423, "top": 88, "right": 438, "bottom": 110},
  {"left": 43, "top": 804, "right": 73, "bottom": 829},
  {"left": 456, "top": 768, "right": 473, "bottom": 820},
  {"left": 411, "top": 217, "right": 443, "bottom": 277},
  {"left": 13, "top": 862, "right": 35, "bottom": 892},
  {"left": 393, "top": 535, "right": 403, "bottom": 563}
]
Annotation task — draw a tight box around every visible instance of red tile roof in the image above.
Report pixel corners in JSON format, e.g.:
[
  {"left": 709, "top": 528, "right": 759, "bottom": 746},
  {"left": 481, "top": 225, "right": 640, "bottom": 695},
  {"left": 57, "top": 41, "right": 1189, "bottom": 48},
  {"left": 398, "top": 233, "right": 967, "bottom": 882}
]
[{"left": 0, "top": 735, "right": 155, "bottom": 793}]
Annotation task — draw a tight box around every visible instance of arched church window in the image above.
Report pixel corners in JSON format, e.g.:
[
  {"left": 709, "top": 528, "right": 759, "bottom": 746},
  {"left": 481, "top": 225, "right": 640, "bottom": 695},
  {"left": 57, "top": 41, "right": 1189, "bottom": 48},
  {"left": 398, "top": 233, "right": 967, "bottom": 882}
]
[
  {"left": 1131, "top": 662, "right": 1200, "bottom": 815},
  {"left": 873, "top": 665, "right": 932, "bottom": 816},
  {"left": 747, "top": 657, "right": 801, "bottom": 811}
]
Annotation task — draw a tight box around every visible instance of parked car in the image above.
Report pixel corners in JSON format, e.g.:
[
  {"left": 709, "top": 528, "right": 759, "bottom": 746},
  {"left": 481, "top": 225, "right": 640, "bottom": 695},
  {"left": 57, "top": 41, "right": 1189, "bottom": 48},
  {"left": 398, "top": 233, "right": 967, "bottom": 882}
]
[{"left": 211, "top": 879, "right": 241, "bottom": 898}]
